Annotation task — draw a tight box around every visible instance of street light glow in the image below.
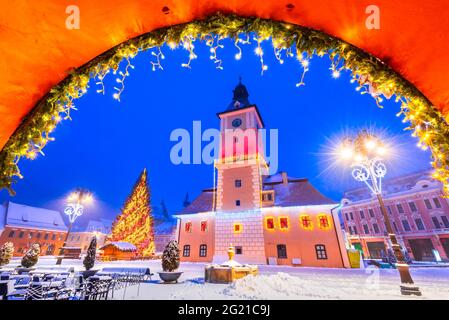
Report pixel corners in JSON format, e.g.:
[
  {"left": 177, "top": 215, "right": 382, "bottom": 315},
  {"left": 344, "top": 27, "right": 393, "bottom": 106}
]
[{"left": 365, "top": 139, "right": 377, "bottom": 150}]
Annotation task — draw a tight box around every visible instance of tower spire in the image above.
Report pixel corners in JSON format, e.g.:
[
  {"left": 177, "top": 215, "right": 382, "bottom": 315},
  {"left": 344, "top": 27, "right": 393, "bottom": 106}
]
[{"left": 228, "top": 77, "right": 250, "bottom": 110}]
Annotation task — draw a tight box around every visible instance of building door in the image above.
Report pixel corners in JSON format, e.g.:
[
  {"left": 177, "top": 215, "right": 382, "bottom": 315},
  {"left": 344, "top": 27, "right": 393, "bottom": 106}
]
[
  {"left": 276, "top": 244, "right": 287, "bottom": 259},
  {"left": 46, "top": 244, "right": 54, "bottom": 255},
  {"left": 440, "top": 238, "right": 449, "bottom": 259},
  {"left": 408, "top": 239, "right": 435, "bottom": 261},
  {"left": 366, "top": 242, "right": 386, "bottom": 259}
]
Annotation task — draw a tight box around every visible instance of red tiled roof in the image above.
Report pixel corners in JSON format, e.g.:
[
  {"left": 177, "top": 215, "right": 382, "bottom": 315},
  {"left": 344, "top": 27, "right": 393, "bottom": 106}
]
[
  {"left": 179, "top": 189, "right": 216, "bottom": 215},
  {"left": 178, "top": 175, "right": 336, "bottom": 215}
]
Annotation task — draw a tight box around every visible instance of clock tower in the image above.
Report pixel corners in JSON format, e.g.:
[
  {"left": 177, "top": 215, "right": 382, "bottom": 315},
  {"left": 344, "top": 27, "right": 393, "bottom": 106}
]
[
  {"left": 215, "top": 79, "right": 268, "bottom": 212},
  {"left": 213, "top": 79, "right": 268, "bottom": 263}
]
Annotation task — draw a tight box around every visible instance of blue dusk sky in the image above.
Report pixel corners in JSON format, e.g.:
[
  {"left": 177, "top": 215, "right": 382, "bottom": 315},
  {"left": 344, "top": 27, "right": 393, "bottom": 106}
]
[{"left": 0, "top": 38, "right": 431, "bottom": 227}]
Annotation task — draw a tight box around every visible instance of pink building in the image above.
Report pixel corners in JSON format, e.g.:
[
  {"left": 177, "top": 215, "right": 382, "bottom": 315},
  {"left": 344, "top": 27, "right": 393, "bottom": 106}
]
[
  {"left": 341, "top": 170, "right": 449, "bottom": 262},
  {"left": 175, "top": 81, "right": 350, "bottom": 268}
]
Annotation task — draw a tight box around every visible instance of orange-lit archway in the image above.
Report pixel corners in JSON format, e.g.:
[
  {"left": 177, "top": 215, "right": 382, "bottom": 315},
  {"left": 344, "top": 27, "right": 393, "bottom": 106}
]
[{"left": 1, "top": 1, "right": 449, "bottom": 193}]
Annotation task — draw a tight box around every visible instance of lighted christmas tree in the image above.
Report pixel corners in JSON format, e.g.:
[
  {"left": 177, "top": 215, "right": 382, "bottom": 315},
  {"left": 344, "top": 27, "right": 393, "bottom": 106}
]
[{"left": 110, "top": 168, "right": 155, "bottom": 257}]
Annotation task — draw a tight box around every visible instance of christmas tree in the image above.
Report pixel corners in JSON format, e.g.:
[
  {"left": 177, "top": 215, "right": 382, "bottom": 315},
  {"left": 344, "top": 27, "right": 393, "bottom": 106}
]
[
  {"left": 110, "top": 168, "right": 155, "bottom": 257},
  {"left": 162, "top": 240, "right": 180, "bottom": 272},
  {"left": 83, "top": 236, "right": 97, "bottom": 270},
  {"left": 21, "top": 243, "right": 40, "bottom": 268},
  {"left": 0, "top": 242, "right": 14, "bottom": 266}
]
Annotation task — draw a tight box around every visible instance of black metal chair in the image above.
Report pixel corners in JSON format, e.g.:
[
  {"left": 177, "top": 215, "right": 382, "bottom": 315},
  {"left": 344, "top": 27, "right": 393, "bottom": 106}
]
[{"left": 83, "top": 278, "right": 113, "bottom": 300}]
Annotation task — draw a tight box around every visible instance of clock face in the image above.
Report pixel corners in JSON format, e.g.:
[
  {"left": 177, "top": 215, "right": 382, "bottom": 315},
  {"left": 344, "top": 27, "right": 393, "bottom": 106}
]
[{"left": 232, "top": 118, "right": 242, "bottom": 128}]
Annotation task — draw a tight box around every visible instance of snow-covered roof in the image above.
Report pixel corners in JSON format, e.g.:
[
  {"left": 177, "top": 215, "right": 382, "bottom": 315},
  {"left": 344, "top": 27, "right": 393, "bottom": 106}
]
[
  {"left": 100, "top": 241, "right": 137, "bottom": 252},
  {"left": 85, "top": 219, "right": 111, "bottom": 234},
  {"left": 3, "top": 201, "right": 67, "bottom": 231},
  {"left": 343, "top": 170, "right": 438, "bottom": 202},
  {"left": 178, "top": 172, "right": 336, "bottom": 215},
  {"left": 0, "top": 203, "right": 6, "bottom": 232}
]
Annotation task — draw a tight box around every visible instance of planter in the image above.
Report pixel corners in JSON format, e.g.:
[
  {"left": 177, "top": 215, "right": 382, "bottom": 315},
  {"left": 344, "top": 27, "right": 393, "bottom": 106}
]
[
  {"left": 158, "top": 271, "right": 183, "bottom": 283},
  {"left": 15, "top": 267, "right": 36, "bottom": 275},
  {"left": 82, "top": 269, "right": 99, "bottom": 279}
]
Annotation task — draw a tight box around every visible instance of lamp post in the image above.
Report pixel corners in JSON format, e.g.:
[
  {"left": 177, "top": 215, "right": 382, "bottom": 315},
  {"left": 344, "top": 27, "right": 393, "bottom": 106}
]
[
  {"left": 56, "top": 188, "right": 93, "bottom": 265},
  {"left": 338, "top": 130, "right": 421, "bottom": 296}
]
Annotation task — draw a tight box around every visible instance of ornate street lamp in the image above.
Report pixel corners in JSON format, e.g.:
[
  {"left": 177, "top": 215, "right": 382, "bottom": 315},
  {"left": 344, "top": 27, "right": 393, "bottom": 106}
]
[
  {"left": 56, "top": 188, "right": 94, "bottom": 265},
  {"left": 338, "top": 130, "right": 421, "bottom": 296}
]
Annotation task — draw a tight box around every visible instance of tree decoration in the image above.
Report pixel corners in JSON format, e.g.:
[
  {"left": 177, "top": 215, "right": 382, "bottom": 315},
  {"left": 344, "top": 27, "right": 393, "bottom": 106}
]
[
  {"left": 110, "top": 168, "right": 155, "bottom": 257},
  {"left": 162, "top": 240, "right": 180, "bottom": 272},
  {"left": 83, "top": 236, "right": 97, "bottom": 270},
  {"left": 0, "top": 14, "right": 448, "bottom": 195},
  {"left": 0, "top": 242, "right": 14, "bottom": 266},
  {"left": 21, "top": 243, "right": 41, "bottom": 268}
]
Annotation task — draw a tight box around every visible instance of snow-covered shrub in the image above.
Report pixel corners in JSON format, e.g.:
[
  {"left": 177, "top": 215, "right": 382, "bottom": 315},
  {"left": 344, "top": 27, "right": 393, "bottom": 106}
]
[
  {"left": 21, "top": 243, "right": 41, "bottom": 268},
  {"left": 162, "top": 240, "right": 180, "bottom": 272},
  {"left": 0, "top": 242, "right": 14, "bottom": 266},
  {"left": 83, "top": 236, "right": 97, "bottom": 270}
]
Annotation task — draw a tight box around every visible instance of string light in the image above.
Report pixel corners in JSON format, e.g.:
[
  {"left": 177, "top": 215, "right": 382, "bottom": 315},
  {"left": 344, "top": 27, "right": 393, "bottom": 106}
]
[
  {"left": 181, "top": 36, "right": 197, "bottom": 68},
  {"left": 113, "top": 54, "right": 135, "bottom": 101},
  {"left": 150, "top": 47, "right": 165, "bottom": 71},
  {"left": 2, "top": 14, "right": 447, "bottom": 197}
]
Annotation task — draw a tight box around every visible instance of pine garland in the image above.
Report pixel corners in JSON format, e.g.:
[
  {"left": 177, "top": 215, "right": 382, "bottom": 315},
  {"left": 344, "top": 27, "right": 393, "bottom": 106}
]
[{"left": 1, "top": 13, "right": 448, "bottom": 195}]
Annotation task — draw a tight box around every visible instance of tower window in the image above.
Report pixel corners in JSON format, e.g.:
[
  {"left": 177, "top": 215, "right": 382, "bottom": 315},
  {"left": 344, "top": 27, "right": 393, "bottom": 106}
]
[
  {"left": 199, "top": 244, "right": 207, "bottom": 257},
  {"left": 236, "top": 200, "right": 241, "bottom": 206},
  {"left": 233, "top": 223, "right": 243, "bottom": 233},
  {"left": 315, "top": 245, "right": 328, "bottom": 260},
  {"left": 183, "top": 245, "right": 190, "bottom": 257},
  {"left": 235, "top": 180, "right": 242, "bottom": 188},
  {"left": 276, "top": 244, "right": 287, "bottom": 259},
  {"left": 235, "top": 246, "right": 243, "bottom": 255}
]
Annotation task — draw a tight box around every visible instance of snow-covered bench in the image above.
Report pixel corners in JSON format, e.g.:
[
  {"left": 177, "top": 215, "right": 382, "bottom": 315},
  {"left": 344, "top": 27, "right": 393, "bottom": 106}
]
[{"left": 97, "top": 267, "right": 153, "bottom": 280}]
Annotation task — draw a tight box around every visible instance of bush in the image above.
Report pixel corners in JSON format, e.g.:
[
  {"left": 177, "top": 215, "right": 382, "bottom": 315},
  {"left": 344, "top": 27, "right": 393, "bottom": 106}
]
[
  {"left": 162, "top": 240, "right": 180, "bottom": 272},
  {"left": 83, "top": 236, "right": 97, "bottom": 270},
  {"left": 21, "top": 243, "right": 41, "bottom": 268},
  {"left": 0, "top": 242, "right": 14, "bottom": 266}
]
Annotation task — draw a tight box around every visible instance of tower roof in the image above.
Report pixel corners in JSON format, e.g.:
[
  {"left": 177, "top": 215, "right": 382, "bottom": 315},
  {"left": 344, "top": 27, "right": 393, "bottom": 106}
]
[{"left": 227, "top": 77, "right": 250, "bottom": 110}]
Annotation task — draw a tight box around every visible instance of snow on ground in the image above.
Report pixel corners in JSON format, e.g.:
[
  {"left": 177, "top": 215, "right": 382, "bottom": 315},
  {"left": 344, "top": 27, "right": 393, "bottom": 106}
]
[{"left": 8, "top": 257, "right": 449, "bottom": 300}]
